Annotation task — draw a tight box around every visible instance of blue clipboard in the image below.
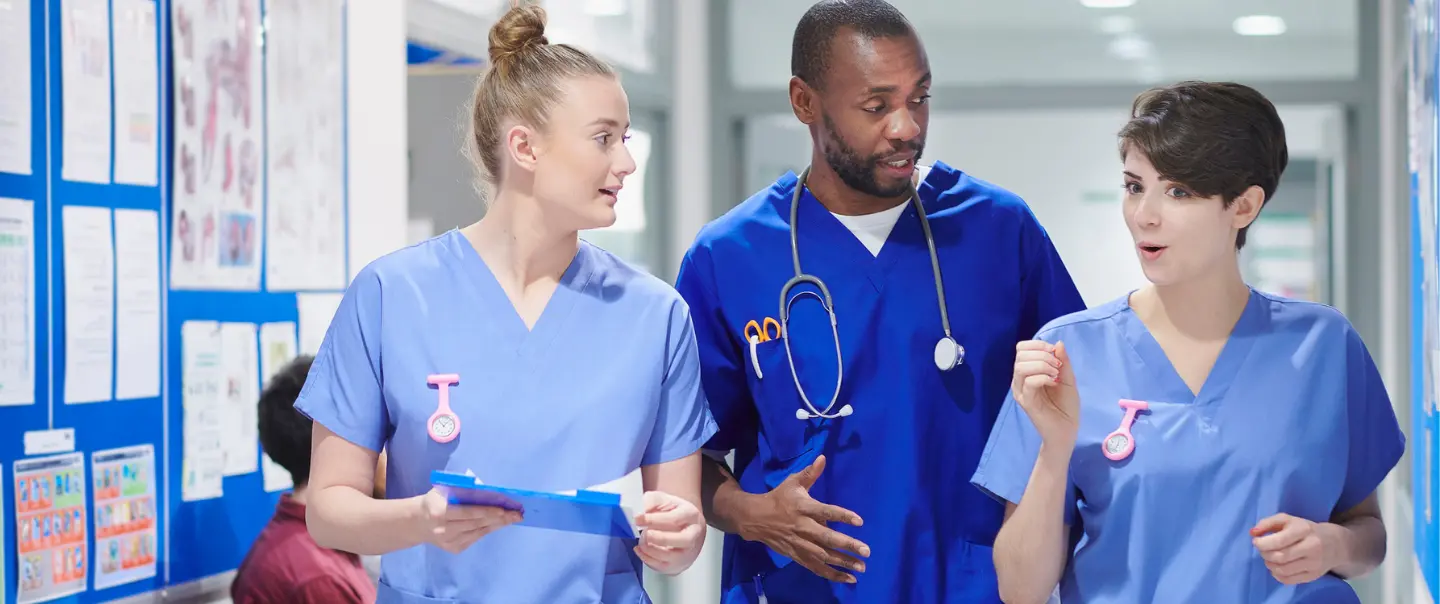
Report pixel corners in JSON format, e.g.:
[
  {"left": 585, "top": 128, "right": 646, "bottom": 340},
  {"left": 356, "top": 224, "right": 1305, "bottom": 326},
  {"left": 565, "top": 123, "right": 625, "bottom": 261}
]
[{"left": 430, "top": 470, "right": 637, "bottom": 539}]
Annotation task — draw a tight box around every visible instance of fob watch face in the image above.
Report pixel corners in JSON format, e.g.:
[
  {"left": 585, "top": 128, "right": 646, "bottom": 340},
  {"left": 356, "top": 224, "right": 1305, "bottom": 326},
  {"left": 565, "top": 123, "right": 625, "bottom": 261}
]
[
  {"left": 431, "top": 415, "right": 457, "bottom": 438},
  {"left": 1105, "top": 433, "right": 1130, "bottom": 455}
]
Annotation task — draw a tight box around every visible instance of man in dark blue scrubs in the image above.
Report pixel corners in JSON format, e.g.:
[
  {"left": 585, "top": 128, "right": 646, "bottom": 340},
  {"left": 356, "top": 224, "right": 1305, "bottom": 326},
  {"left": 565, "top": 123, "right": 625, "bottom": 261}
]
[{"left": 675, "top": 1, "right": 1086, "bottom": 602}]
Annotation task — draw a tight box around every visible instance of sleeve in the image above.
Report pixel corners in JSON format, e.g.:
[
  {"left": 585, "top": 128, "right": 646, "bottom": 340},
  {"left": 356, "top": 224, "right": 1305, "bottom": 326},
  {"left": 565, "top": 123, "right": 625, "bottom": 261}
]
[
  {"left": 293, "top": 267, "right": 390, "bottom": 453},
  {"left": 1335, "top": 325, "right": 1406, "bottom": 513},
  {"left": 673, "top": 245, "right": 759, "bottom": 454},
  {"left": 641, "top": 299, "right": 722, "bottom": 466},
  {"left": 1017, "top": 206, "right": 1087, "bottom": 340},
  {"left": 970, "top": 330, "right": 1079, "bottom": 527},
  {"left": 294, "top": 577, "right": 371, "bottom": 604}
]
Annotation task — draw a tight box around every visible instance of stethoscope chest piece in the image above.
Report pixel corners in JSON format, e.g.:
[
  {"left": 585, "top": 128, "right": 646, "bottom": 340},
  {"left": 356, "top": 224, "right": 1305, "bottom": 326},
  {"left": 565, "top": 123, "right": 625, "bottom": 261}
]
[{"left": 933, "top": 337, "right": 963, "bottom": 371}]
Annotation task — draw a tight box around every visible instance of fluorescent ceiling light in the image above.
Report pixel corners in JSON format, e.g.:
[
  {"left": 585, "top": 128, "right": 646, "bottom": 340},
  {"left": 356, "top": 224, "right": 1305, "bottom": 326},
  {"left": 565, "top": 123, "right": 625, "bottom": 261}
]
[
  {"left": 1108, "top": 34, "right": 1152, "bottom": 60},
  {"left": 1099, "top": 15, "right": 1136, "bottom": 35},
  {"left": 1081, "top": 0, "right": 1137, "bottom": 8},
  {"left": 1233, "top": 15, "right": 1287, "bottom": 36}
]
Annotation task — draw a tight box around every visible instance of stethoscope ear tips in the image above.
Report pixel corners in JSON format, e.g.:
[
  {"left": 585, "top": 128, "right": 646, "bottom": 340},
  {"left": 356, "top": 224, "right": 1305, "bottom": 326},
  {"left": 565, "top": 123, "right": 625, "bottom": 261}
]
[
  {"left": 795, "top": 408, "right": 811, "bottom": 420},
  {"left": 837, "top": 405, "right": 853, "bottom": 417}
]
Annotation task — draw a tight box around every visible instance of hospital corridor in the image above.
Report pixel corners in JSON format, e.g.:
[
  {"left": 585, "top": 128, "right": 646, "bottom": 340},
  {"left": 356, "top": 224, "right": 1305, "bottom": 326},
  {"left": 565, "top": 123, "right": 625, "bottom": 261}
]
[{"left": 0, "top": 0, "right": 1436, "bottom": 602}]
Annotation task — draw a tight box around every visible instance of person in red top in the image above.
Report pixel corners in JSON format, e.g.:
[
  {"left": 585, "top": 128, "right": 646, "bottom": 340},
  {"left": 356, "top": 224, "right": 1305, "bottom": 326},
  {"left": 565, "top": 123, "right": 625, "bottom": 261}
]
[{"left": 231, "top": 355, "right": 378, "bottom": 604}]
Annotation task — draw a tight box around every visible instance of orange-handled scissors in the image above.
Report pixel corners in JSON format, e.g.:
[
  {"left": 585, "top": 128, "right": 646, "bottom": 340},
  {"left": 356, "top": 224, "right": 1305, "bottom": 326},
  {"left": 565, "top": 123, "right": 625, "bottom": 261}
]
[{"left": 744, "top": 317, "right": 782, "bottom": 343}]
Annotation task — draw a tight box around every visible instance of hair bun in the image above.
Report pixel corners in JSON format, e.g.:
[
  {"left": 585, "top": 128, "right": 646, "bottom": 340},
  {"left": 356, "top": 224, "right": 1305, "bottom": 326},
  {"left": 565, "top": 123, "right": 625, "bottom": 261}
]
[{"left": 489, "top": 4, "right": 548, "bottom": 65}]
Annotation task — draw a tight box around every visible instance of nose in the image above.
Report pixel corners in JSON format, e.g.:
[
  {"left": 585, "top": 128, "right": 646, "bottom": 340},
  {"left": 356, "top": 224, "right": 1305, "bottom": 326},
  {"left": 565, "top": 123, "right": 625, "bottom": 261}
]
[
  {"left": 613, "top": 141, "right": 637, "bottom": 179},
  {"left": 885, "top": 109, "right": 921, "bottom": 142},
  {"left": 1130, "top": 193, "right": 1162, "bottom": 229}
]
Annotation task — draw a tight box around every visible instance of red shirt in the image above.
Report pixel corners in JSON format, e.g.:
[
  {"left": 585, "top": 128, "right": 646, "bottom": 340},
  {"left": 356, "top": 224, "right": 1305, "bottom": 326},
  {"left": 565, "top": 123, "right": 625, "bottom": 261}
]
[{"left": 231, "top": 494, "right": 377, "bottom": 604}]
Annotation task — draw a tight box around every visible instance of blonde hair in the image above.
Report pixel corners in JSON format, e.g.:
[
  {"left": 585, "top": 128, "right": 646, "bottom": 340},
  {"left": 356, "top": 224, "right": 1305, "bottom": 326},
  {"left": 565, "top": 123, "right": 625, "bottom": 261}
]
[{"left": 469, "top": 3, "right": 617, "bottom": 186}]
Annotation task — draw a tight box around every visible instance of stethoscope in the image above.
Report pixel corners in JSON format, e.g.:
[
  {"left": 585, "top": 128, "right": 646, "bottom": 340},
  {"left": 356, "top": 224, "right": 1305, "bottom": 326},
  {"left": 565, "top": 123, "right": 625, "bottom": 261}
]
[{"left": 781, "top": 167, "right": 963, "bottom": 421}]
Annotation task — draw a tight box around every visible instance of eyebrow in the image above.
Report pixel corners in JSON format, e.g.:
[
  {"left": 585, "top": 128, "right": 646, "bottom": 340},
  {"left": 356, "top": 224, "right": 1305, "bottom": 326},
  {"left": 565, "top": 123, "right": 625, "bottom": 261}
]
[
  {"left": 588, "top": 118, "right": 627, "bottom": 129},
  {"left": 864, "top": 72, "right": 933, "bottom": 96},
  {"left": 1123, "top": 171, "right": 1142, "bottom": 180}
]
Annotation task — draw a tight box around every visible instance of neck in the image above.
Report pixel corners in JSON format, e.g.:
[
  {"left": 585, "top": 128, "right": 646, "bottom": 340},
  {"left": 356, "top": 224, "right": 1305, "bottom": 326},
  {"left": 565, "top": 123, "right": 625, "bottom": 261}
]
[
  {"left": 289, "top": 483, "right": 308, "bottom": 505},
  {"left": 803, "top": 153, "right": 910, "bottom": 216},
  {"left": 465, "top": 189, "right": 579, "bottom": 286},
  {"left": 1132, "top": 257, "right": 1251, "bottom": 339}
]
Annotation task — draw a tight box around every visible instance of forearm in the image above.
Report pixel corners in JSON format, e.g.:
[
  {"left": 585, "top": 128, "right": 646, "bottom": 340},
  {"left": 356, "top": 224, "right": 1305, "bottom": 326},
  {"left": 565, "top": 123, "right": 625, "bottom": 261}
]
[
  {"left": 1324, "top": 513, "right": 1387, "bottom": 579},
  {"left": 307, "top": 485, "right": 425, "bottom": 556},
  {"left": 701, "top": 454, "right": 760, "bottom": 537},
  {"left": 994, "top": 444, "right": 1073, "bottom": 604}
]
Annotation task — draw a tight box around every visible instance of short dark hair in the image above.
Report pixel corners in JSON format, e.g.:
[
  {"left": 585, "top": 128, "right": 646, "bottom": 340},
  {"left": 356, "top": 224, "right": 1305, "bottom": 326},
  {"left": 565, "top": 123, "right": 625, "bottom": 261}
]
[
  {"left": 791, "top": 0, "right": 914, "bottom": 90},
  {"left": 257, "top": 355, "right": 315, "bottom": 486},
  {"left": 1118, "top": 81, "right": 1288, "bottom": 249}
]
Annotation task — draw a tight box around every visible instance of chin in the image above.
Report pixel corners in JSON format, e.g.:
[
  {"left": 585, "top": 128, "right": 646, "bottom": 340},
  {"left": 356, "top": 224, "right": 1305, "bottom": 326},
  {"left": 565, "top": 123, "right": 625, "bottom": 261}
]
[{"left": 578, "top": 206, "right": 617, "bottom": 231}]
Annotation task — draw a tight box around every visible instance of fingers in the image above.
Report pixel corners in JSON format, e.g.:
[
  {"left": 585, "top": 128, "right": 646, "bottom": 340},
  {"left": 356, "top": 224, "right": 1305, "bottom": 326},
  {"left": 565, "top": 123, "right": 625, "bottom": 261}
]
[
  {"left": 1016, "top": 340, "right": 1055, "bottom": 353},
  {"left": 1020, "top": 374, "right": 1057, "bottom": 401},
  {"left": 793, "top": 455, "right": 827, "bottom": 490},
  {"left": 433, "top": 521, "right": 509, "bottom": 553},
  {"left": 1055, "top": 342, "right": 1075, "bottom": 383},
  {"left": 446, "top": 504, "right": 522, "bottom": 524},
  {"left": 636, "top": 499, "right": 698, "bottom": 532},
  {"left": 634, "top": 542, "right": 670, "bottom": 570},
  {"left": 1015, "top": 359, "right": 1060, "bottom": 382},
  {"left": 797, "top": 499, "right": 864, "bottom": 528},
  {"left": 1252, "top": 515, "right": 1305, "bottom": 552},
  {"left": 797, "top": 519, "right": 870, "bottom": 558},
  {"left": 791, "top": 538, "right": 857, "bottom": 583},
  {"left": 1250, "top": 514, "right": 1289, "bottom": 538},
  {"left": 641, "top": 523, "right": 702, "bottom": 549}
]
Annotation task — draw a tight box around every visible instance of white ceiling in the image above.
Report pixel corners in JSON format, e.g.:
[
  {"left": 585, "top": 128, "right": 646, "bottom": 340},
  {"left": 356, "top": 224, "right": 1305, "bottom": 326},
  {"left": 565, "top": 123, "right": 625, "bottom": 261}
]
[{"left": 728, "top": 0, "right": 1359, "bottom": 88}]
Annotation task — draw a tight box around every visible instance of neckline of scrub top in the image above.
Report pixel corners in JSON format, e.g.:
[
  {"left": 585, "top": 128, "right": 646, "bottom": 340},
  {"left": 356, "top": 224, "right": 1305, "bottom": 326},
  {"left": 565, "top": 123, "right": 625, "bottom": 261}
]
[
  {"left": 448, "top": 229, "right": 596, "bottom": 361},
  {"left": 1117, "top": 287, "right": 1266, "bottom": 406},
  {"left": 781, "top": 162, "right": 949, "bottom": 293}
]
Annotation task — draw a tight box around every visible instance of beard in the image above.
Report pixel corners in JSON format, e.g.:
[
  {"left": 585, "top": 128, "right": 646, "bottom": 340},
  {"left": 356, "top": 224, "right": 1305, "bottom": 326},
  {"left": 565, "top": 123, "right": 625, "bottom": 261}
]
[{"left": 821, "top": 113, "right": 925, "bottom": 198}]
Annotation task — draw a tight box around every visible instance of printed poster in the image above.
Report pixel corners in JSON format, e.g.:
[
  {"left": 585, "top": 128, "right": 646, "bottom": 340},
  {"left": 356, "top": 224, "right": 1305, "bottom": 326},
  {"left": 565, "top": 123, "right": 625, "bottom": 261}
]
[
  {"left": 14, "top": 453, "right": 87, "bottom": 604},
  {"left": 169, "top": 0, "right": 264, "bottom": 290},
  {"left": 265, "top": 0, "right": 347, "bottom": 291},
  {"left": 181, "top": 321, "right": 225, "bottom": 501},
  {"left": 91, "top": 445, "right": 158, "bottom": 589}
]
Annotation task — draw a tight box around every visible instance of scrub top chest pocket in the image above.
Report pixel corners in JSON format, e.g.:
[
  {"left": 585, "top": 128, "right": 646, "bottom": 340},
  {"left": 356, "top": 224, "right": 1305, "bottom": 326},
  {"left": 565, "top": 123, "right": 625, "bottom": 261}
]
[{"left": 745, "top": 326, "right": 823, "bottom": 465}]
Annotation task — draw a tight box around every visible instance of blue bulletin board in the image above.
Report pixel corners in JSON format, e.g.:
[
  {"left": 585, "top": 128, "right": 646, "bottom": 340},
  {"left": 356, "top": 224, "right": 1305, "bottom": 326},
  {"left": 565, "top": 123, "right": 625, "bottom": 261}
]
[
  {"left": 1414, "top": 0, "right": 1440, "bottom": 598},
  {"left": 0, "top": 0, "right": 349, "bottom": 602}
]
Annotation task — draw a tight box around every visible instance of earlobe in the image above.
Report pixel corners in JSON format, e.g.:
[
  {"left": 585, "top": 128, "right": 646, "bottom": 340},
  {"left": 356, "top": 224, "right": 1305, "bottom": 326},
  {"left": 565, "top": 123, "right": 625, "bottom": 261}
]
[
  {"left": 789, "top": 77, "right": 816, "bottom": 125},
  {"left": 1233, "top": 185, "right": 1266, "bottom": 229},
  {"left": 506, "top": 125, "right": 539, "bottom": 172}
]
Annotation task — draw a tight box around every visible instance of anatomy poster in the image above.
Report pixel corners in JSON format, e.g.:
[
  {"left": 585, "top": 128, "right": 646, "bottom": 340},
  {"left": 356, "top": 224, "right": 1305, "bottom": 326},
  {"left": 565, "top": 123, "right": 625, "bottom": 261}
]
[
  {"left": 265, "top": 0, "right": 347, "bottom": 291},
  {"left": 169, "top": 0, "right": 264, "bottom": 290}
]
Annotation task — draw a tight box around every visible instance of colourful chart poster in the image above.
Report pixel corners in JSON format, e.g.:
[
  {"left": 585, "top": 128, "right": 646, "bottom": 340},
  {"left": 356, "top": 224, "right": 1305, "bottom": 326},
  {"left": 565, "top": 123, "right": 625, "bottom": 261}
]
[
  {"left": 91, "top": 445, "right": 157, "bottom": 590},
  {"left": 14, "top": 453, "right": 87, "bottom": 604}
]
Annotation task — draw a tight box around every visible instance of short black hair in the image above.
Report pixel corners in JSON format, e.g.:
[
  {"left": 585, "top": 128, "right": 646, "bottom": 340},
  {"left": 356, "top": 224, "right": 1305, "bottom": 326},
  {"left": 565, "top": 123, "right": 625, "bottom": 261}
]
[
  {"left": 1118, "top": 81, "right": 1288, "bottom": 250},
  {"left": 791, "top": 0, "right": 914, "bottom": 90},
  {"left": 257, "top": 355, "right": 315, "bottom": 486}
]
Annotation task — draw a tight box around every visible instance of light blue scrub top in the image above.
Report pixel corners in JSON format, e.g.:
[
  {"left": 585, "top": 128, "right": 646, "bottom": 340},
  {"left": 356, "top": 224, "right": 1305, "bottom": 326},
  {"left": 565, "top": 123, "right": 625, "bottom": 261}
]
[
  {"left": 675, "top": 162, "right": 1086, "bottom": 603},
  {"left": 971, "top": 289, "right": 1406, "bottom": 603},
  {"left": 295, "top": 230, "right": 718, "bottom": 604}
]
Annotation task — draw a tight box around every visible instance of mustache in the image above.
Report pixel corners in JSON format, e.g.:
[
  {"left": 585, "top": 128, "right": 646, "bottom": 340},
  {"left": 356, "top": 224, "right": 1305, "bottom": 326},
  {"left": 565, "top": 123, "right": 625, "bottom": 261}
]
[{"left": 869, "top": 141, "right": 924, "bottom": 162}]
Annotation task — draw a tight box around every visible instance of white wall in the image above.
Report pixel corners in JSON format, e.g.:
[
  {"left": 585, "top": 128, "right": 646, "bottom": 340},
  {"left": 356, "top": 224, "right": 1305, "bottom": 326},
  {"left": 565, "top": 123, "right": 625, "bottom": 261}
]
[
  {"left": 743, "top": 105, "right": 1343, "bottom": 308},
  {"left": 348, "top": 0, "right": 410, "bottom": 276}
]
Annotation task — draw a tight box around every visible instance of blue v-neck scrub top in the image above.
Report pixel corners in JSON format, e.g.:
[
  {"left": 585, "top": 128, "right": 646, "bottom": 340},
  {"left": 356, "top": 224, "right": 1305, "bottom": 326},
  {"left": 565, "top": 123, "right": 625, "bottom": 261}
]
[
  {"left": 675, "top": 162, "right": 1087, "bottom": 603},
  {"left": 971, "top": 290, "right": 1406, "bottom": 604},
  {"left": 294, "top": 231, "right": 718, "bottom": 604}
]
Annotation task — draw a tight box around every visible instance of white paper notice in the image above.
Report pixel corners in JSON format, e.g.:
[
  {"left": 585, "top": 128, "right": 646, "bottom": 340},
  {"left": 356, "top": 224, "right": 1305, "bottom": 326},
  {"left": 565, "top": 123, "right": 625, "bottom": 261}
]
[
  {"left": 169, "top": 0, "right": 264, "bottom": 290},
  {"left": 0, "top": 0, "right": 32, "bottom": 175},
  {"left": 296, "top": 293, "right": 343, "bottom": 355},
  {"left": 220, "top": 323, "right": 258, "bottom": 476},
  {"left": 60, "top": 0, "right": 113, "bottom": 184},
  {"left": 91, "top": 445, "right": 158, "bottom": 590},
  {"left": 181, "top": 321, "right": 224, "bottom": 501},
  {"left": 259, "top": 322, "right": 297, "bottom": 492},
  {"left": 259, "top": 322, "right": 298, "bottom": 386},
  {"left": 0, "top": 198, "right": 35, "bottom": 406},
  {"left": 63, "top": 205, "right": 114, "bottom": 404},
  {"left": 113, "top": 209, "right": 160, "bottom": 400},
  {"left": 261, "top": 455, "right": 292, "bottom": 493},
  {"left": 265, "top": 0, "right": 347, "bottom": 291},
  {"left": 111, "top": 0, "right": 159, "bottom": 186}
]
